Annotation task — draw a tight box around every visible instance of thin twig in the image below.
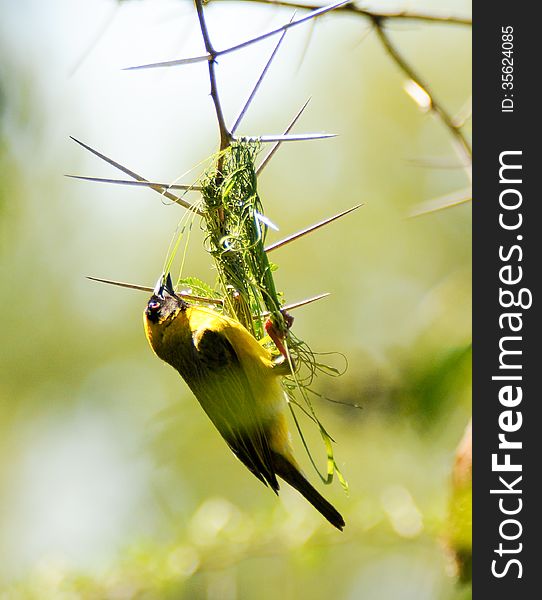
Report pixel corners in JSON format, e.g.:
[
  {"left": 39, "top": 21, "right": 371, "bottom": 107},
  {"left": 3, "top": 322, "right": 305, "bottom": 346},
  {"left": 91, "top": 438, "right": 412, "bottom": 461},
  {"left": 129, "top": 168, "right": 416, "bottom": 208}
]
[
  {"left": 452, "top": 96, "right": 472, "bottom": 128},
  {"left": 195, "top": 0, "right": 231, "bottom": 150},
  {"left": 372, "top": 20, "right": 472, "bottom": 167},
  {"left": 216, "top": 0, "right": 472, "bottom": 26}
]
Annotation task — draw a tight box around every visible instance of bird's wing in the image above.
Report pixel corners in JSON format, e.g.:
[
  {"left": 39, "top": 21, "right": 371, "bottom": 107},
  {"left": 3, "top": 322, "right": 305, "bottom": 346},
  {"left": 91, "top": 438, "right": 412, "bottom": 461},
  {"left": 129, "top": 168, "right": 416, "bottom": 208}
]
[{"left": 192, "top": 327, "right": 280, "bottom": 492}]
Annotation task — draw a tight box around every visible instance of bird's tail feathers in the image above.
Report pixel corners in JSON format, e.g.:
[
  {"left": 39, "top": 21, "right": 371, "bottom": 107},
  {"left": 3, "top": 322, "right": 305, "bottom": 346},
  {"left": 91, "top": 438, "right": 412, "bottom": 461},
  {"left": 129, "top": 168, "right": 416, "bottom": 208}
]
[{"left": 272, "top": 452, "right": 345, "bottom": 531}]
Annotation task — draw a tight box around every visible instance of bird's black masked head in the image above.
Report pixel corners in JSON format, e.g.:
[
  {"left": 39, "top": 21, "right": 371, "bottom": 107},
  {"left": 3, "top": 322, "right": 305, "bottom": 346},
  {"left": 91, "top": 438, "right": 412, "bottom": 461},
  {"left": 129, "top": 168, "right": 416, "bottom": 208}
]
[{"left": 145, "top": 273, "right": 187, "bottom": 324}]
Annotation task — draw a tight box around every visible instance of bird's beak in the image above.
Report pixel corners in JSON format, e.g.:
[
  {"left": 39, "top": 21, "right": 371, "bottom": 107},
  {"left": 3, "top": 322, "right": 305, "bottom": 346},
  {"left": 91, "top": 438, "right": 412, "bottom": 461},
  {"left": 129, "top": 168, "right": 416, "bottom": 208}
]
[
  {"left": 164, "top": 273, "right": 175, "bottom": 296},
  {"left": 153, "top": 273, "right": 175, "bottom": 299},
  {"left": 153, "top": 275, "right": 164, "bottom": 298},
  {"left": 153, "top": 273, "right": 186, "bottom": 309}
]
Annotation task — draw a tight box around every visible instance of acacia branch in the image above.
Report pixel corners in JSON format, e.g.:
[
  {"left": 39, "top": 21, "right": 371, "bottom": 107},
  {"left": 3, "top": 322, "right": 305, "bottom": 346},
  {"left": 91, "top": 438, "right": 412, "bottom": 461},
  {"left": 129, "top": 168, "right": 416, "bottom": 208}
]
[
  {"left": 372, "top": 18, "right": 472, "bottom": 167},
  {"left": 227, "top": 0, "right": 473, "bottom": 216},
  {"left": 216, "top": 0, "right": 471, "bottom": 26},
  {"left": 125, "top": 1, "right": 350, "bottom": 71},
  {"left": 195, "top": 0, "right": 231, "bottom": 151}
]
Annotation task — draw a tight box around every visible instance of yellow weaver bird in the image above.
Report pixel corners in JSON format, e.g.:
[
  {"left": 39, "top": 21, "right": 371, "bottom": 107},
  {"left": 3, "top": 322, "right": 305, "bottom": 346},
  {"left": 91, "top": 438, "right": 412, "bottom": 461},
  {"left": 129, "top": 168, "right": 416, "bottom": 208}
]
[{"left": 143, "top": 275, "right": 345, "bottom": 530}]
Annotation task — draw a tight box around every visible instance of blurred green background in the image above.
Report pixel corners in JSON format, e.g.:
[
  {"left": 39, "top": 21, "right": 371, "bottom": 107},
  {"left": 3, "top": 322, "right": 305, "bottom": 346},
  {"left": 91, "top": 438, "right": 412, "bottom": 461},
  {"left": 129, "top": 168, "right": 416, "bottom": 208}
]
[{"left": 0, "top": 0, "right": 471, "bottom": 598}]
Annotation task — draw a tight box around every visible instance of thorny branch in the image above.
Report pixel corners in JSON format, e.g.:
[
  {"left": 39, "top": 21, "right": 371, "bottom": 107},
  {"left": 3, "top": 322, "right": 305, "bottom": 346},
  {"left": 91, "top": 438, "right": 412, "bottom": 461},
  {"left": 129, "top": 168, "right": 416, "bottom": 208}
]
[
  {"left": 75, "top": 1, "right": 471, "bottom": 217},
  {"left": 214, "top": 0, "right": 473, "bottom": 216},
  {"left": 74, "top": 0, "right": 471, "bottom": 231},
  {"left": 125, "top": 0, "right": 350, "bottom": 70},
  {"left": 219, "top": 0, "right": 471, "bottom": 26},
  {"left": 195, "top": 0, "right": 231, "bottom": 151},
  {"left": 372, "top": 19, "right": 472, "bottom": 168},
  {"left": 192, "top": 1, "right": 340, "bottom": 156},
  {"left": 369, "top": 18, "right": 472, "bottom": 215}
]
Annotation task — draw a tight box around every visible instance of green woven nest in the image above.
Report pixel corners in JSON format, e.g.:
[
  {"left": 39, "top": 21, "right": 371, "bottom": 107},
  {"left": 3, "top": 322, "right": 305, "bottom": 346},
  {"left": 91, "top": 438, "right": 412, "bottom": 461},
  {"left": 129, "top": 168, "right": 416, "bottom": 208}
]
[{"left": 199, "top": 141, "right": 284, "bottom": 341}]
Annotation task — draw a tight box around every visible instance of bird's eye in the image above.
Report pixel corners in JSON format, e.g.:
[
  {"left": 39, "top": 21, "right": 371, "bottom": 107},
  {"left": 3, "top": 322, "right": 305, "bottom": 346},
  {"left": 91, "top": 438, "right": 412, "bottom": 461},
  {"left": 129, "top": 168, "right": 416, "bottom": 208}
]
[{"left": 148, "top": 300, "right": 160, "bottom": 311}]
